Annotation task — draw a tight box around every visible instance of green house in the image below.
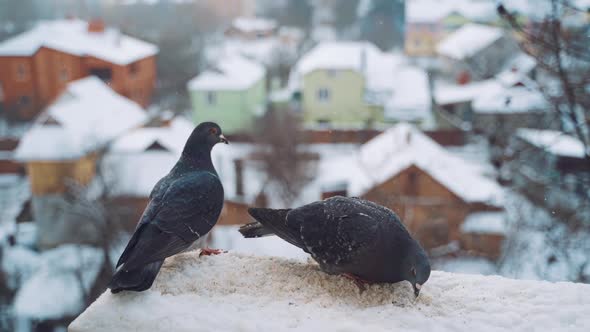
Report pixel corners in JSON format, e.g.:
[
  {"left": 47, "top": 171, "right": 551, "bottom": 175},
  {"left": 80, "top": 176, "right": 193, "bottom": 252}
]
[{"left": 187, "top": 55, "right": 266, "bottom": 134}]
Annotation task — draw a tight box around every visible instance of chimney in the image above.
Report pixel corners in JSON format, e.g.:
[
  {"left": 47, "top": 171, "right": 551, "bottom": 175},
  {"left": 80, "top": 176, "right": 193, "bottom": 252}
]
[
  {"left": 88, "top": 19, "right": 105, "bottom": 33},
  {"left": 360, "top": 45, "right": 367, "bottom": 75},
  {"left": 234, "top": 159, "right": 244, "bottom": 197}
]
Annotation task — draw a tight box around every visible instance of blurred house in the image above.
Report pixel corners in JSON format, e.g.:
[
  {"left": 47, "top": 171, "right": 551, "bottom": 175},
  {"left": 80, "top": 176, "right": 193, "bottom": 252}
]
[
  {"left": 507, "top": 129, "right": 589, "bottom": 221},
  {"left": 187, "top": 55, "right": 266, "bottom": 135},
  {"left": 0, "top": 19, "right": 158, "bottom": 121},
  {"left": 436, "top": 23, "right": 518, "bottom": 81},
  {"left": 472, "top": 85, "right": 553, "bottom": 148},
  {"left": 287, "top": 41, "right": 433, "bottom": 128},
  {"left": 353, "top": 124, "right": 505, "bottom": 254},
  {"left": 405, "top": 0, "right": 498, "bottom": 57},
  {"left": 14, "top": 77, "right": 148, "bottom": 249},
  {"left": 225, "top": 16, "right": 277, "bottom": 40},
  {"left": 206, "top": 16, "right": 303, "bottom": 73},
  {"left": 434, "top": 51, "right": 539, "bottom": 131}
]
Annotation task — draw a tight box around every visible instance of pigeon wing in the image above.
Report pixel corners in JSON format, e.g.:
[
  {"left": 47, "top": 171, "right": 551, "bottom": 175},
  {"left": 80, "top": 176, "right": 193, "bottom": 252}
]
[
  {"left": 288, "top": 201, "right": 381, "bottom": 269},
  {"left": 116, "top": 172, "right": 223, "bottom": 270}
]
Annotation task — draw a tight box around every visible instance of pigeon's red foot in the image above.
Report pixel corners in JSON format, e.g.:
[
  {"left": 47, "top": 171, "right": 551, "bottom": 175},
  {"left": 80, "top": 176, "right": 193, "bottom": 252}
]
[
  {"left": 342, "top": 273, "right": 373, "bottom": 293},
  {"left": 199, "top": 248, "right": 225, "bottom": 256}
]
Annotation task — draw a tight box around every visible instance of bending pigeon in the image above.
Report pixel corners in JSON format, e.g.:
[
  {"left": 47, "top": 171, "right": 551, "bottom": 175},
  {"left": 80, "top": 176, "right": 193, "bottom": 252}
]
[
  {"left": 108, "top": 122, "right": 228, "bottom": 293},
  {"left": 239, "top": 196, "right": 430, "bottom": 296}
]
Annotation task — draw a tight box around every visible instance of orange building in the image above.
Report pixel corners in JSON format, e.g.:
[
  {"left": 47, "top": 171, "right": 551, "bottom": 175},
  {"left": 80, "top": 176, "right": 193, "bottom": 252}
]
[{"left": 0, "top": 19, "right": 158, "bottom": 121}]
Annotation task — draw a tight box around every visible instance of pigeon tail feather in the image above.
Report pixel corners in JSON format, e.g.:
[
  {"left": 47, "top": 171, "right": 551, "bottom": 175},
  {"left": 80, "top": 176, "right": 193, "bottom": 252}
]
[
  {"left": 245, "top": 208, "right": 307, "bottom": 250},
  {"left": 239, "top": 221, "right": 274, "bottom": 238},
  {"left": 108, "top": 260, "right": 164, "bottom": 293}
]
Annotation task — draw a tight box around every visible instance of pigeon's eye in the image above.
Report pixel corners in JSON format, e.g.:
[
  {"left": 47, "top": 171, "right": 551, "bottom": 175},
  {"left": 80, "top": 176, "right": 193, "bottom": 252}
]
[
  {"left": 411, "top": 267, "right": 416, "bottom": 276},
  {"left": 209, "top": 127, "right": 218, "bottom": 135}
]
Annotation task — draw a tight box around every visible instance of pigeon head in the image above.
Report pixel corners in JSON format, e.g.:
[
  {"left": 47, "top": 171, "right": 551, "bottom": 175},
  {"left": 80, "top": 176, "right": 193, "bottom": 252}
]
[
  {"left": 401, "top": 244, "right": 431, "bottom": 297},
  {"left": 183, "top": 122, "right": 228, "bottom": 154}
]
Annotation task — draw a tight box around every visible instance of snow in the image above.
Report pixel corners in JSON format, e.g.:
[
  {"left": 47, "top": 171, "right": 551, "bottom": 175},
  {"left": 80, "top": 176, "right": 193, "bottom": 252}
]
[
  {"left": 407, "top": 0, "right": 498, "bottom": 23},
  {"left": 187, "top": 54, "right": 266, "bottom": 91},
  {"left": 209, "top": 226, "right": 309, "bottom": 260},
  {"left": 14, "top": 244, "right": 104, "bottom": 321},
  {"left": 472, "top": 86, "right": 547, "bottom": 114},
  {"left": 495, "top": 52, "right": 537, "bottom": 87},
  {"left": 231, "top": 17, "right": 277, "bottom": 33},
  {"left": 515, "top": 128, "right": 586, "bottom": 158},
  {"left": 1, "top": 245, "right": 40, "bottom": 290},
  {"left": 461, "top": 212, "right": 507, "bottom": 235},
  {"left": 351, "top": 123, "right": 504, "bottom": 205},
  {"left": 0, "top": 19, "right": 158, "bottom": 65},
  {"left": 434, "top": 257, "right": 498, "bottom": 276},
  {"left": 384, "top": 66, "right": 433, "bottom": 124},
  {"left": 70, "top": 252, "right": 590, "bottom": 332},
  {"left": 15, "top": 77, "right": 148, "bottom": 161},
  {"left": 109, "top": 116, "right": 193, "bottom": 154},
  {"left": 434, "top": 79, "right": 504, "bottom": 105},
  {"left": 437, "top": 23, "right": 504, "bottom": 60}
]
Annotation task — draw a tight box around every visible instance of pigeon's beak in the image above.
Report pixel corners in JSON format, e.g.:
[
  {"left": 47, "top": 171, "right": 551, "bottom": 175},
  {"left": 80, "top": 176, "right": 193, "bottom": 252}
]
[
  {"left": 413, "top": 283, "right": 421, "bottom": 297},
  {"left": 219, "top": 134, "right": 229, "bottom": 144}
]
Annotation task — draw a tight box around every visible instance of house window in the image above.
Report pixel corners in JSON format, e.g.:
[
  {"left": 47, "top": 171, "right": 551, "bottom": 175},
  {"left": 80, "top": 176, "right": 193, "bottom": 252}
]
[
  {"left": 317, "top": 88, "right": 330, "bottom": 102},
  {"left": 59, "top": 67, "right": 69, "bottom": 81},
  {"left": 89, "top": 68, "right": 113, "bottom": 82},
  {"left": 327, "top": 69, "right": 339, "bottom": 78},
  {"left": 18, "top": 95, "right": 31, "bottom": 106},
  {"left": 129, "top": 62, "right": 140, "bottom": 77},
  {"left": 16, "top": 63, "right": 28, "bottom": 81},
  {"left": 206, "top": 91, "right": 216, "bottom": 105}
]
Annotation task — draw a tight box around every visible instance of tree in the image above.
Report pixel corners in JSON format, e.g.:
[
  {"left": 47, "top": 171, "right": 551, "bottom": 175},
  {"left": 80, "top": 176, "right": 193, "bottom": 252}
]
[
  {"left": 254, "top": 110, "right": 318, "bottom": 206},
  {"left": 498, "top": 0, "right": 590, "bottom": 158}
]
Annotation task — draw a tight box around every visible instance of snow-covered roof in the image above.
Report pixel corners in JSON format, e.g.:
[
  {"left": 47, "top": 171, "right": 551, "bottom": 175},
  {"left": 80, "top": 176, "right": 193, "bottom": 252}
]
[
  {"left": 187, "top": 55, "right": 266, "bottom": 91},
  {"left": 15, "top": 77, "right": 148, "bottom": 161},
  {"left": 434, "top": 79, "right": 504, "bottom": 105},
  {"left": 14, "top": 244, "right": 104, "bottom": 320},
  {"left": 472, "top": 86, "right": 547, "bottom": 114},
  {"left": 516, "top": 129, "right": 586, "bottom": 158},
  {"left": 437, "top": 23, "right": 504, "bottom": 60},
  {"left": 103, "top": 117, "right": 194, "bottom": 197},
  {"left": 70, "top": 251, "right": 590, "bottom": 332},
  {"left": 109, "top": 117, "right": 193, "bottom": 154},
  {"left": 384, "top": 66, "right": 433, "bottom": 123},
  {"left": 0, "top": 19, "right": 158, "bottom": 65},
  {"left": 288, "top": 41, "right": 406, "bottom": 92},
  {"left": 407, "top": 0, "right": 498, "bottom": 23},
  {"left": 351, "top": 123, "right": 504, "bottom": 205},
  {"left": 461, "top": 211, "right": 507, "bottom": 235},
  {"left": 231, "top": 17, "right": 277, "bottom": 33},
  {"left": 495, "top": 52, "right": 537, "bottom": 87}
]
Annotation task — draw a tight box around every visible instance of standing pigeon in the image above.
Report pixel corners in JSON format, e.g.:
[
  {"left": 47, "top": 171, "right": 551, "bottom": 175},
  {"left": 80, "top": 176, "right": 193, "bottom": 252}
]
[
  {"left": 108, "top": 122, "right": 228, "bottom": 293},
  {"left": 239, "top": 196, "right": 430, "bottom": 296}
]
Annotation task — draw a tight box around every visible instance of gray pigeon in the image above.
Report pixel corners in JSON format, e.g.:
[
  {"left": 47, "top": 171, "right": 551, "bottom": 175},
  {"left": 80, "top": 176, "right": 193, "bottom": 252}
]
[
  {"left": 239, "top": 196, "right": 430, "bottom": 296},
  {"left": 108, "top": 122, "right": 228, "bottom": 293}
]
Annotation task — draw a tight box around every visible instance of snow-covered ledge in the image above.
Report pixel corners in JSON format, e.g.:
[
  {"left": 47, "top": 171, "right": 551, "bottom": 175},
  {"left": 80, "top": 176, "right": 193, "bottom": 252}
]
[{"left": 69, "top": 252, "right": 589, "bottom": 332}]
